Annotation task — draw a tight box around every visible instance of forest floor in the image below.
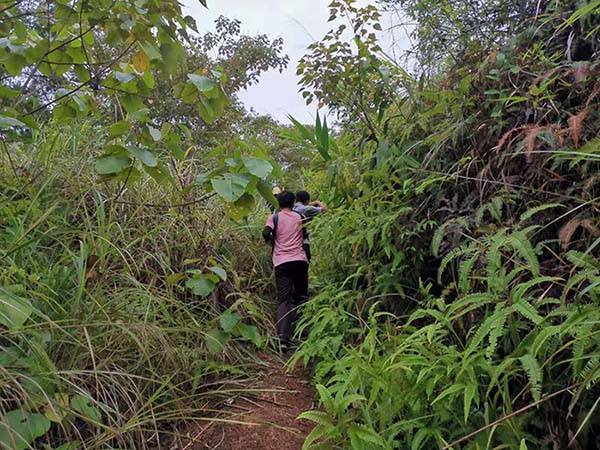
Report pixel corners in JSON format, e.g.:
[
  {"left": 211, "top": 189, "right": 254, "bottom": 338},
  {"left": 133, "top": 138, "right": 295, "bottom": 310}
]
[{"left": 182, "top": 353, "right": 316, "bottom": 450}]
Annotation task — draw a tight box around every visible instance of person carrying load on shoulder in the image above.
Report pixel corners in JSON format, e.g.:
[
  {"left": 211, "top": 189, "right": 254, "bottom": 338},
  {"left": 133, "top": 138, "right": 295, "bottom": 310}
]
[
  {"left": 262, "top": 191, "right": 309, "bottom": 351},
  {"left": 293, "top": 190, "right": 327, "bottom": 263}
]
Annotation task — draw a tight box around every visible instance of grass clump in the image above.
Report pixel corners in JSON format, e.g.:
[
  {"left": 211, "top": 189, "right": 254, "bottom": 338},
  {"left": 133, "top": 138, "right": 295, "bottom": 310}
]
[{"left": 0, "top": 119, "right": 275, "bottom": 449}]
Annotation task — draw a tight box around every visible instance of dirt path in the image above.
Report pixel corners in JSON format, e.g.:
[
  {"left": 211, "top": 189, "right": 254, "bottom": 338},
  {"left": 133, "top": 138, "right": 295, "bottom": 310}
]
[{"left": 184, "top": 353, "right": 316, "bottom": 450}]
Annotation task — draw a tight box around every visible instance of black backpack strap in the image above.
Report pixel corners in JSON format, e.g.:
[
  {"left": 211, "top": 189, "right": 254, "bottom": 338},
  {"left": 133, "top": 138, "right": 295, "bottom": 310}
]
[
  {"left": 293, "top": 211, "right": 311, "bottom": 262},
  {"left": 273, "top": 213, "right": 279, "bottom": 238}
]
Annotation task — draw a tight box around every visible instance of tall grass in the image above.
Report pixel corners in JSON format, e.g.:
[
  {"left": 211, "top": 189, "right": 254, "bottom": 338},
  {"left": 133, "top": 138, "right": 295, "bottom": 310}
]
[{"left": 0, "top": 119, "right": 275, "bottom": 449}]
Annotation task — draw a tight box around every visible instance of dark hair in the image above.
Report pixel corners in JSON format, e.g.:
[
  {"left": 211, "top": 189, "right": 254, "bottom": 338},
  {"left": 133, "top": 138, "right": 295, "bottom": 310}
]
[
  {"left": 277, "top": 191, "right": 295, "bottom": 209},
  {"left": 296, "top": 190, "right": 310, "bottom": 204}
]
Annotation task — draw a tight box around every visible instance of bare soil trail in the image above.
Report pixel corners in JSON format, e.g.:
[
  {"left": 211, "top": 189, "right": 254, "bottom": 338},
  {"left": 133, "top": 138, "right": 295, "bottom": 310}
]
[{"left": 183, "top": 353, "right": 316, "bottom": 450}]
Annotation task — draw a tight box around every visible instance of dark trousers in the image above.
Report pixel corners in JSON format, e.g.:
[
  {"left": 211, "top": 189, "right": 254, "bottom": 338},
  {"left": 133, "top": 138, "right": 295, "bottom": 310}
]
[{"left": 274, "top": 261, "right": 308, "bottom": 344}]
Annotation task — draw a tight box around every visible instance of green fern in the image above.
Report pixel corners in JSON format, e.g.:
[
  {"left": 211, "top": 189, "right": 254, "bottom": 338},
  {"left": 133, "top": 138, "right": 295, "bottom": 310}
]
[
  {"left": 447, "top": 292, "right": 495, "bottom": 321},
  {"left": 508, "top": 231, "right": 540, "bottom": 277},
  {"left": 438, "top": 242, "right": 476, "bottom": 284},
  {"left": 519, "top": 203, "right": 565, "bottom": 223},
  {"left": 458, "top": 253, "right": 479, "bottom": 293},
  {"left": 512, "top": 300, "right": 544, "bottom": 325},
  {"left": 519, "top": 354, "right": 542, "bottom": 401},
  {"left": 466, "top": 302, "right": 509, "bottom": 356},
  {"left": 431, "top": 217, "right": 470, "bottom": 258},
  {"left": 486, "top": 307, "right": 511, "bottom": 359}
]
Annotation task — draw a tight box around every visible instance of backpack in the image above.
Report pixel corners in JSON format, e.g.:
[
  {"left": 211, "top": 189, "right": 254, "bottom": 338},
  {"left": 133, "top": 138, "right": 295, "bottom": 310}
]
[{"left": 272, "top": 212, "right": 311, "bottom": 262}]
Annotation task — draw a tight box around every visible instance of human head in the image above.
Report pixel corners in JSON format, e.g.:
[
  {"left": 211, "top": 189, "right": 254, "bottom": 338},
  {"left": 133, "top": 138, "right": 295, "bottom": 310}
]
[
  {"left": 277, "top": 191, "right": 295, "bottom": 209},
  {"left": 295, "top": 190, "right": 310, "bottom": 205}
]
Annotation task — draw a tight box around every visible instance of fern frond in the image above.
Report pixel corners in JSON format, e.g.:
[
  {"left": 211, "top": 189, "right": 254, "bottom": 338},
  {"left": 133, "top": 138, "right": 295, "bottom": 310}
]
[
  {"left": 512, "top": 300, "right": 544, "bottom": 325},
  {"left": 511, "top": 276, "right": 562, "bottom": 303},
  {"left": 485, "top": 230, "right": 508, "bottom": 291},
  {"left": 581, "top": 355, "right": 600, "bottom": 388},
  {"left": 531, "top": 325, "right": 560, "bottom": 358},
  {"left": 519, "top": 203, "right": 565, "bottom": 223},
  {"left": 431, "top": 217, "right": 470, "bottom": 258},
  {"left": 447, "top": 293, "right": 496, "bottom": 321},
  {"left": 519, "top": 354, "right": 542, "bottom": 401},
  {"left": 475, "top": 196, "right": 504, "bottom": 226},
  {"left": 509, "top": 231, "right": 540, "bottom": 276},
  {"left": 466, "top": 302, "right": 508, "bottom": 356},
  {"left": 458, "top": 253, "right": 479, "bottom": 294},
  {"left": 438, "top": 242, "right": 476, "bottom": 284},
  {"left": 572, "top": 322, "right": 594, "bottom": 376},
  {"left": 566, "top": 250, "right": 600, "bottom": 270},
  {"left": 564, "top": 269, "right": 597, "bottom": 301},
  {"left": 486, "top": 308, "right": 510, "bottom": 359}
]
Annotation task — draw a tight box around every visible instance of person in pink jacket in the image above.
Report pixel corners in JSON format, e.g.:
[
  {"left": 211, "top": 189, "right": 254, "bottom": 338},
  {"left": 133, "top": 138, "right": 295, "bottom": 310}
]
[{"left": 263, "top": 191, "right": 308, "bottom": 350}]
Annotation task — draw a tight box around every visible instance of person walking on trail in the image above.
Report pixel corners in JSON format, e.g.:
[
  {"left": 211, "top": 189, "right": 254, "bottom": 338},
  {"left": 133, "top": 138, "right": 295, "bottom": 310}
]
[
  {"left": 293, "top": 190, "right": 327, "bottom": 218},
  {"left": 263, "top": 191, "right": 309, "bottom": 351},
  {"left": 293, "top": 190, "right": 326, "bottom": 265}
]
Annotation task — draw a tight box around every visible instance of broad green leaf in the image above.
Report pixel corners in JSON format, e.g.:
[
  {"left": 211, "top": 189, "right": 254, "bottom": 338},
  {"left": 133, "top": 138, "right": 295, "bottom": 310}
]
[
  {"left": 186, "top": 277, "right": 216, "bottom": 297},
  {"left": 145, "top": 164, "right": 174, "bottom": 186},
  {"left": 0, "top": 85, "right": 20, "bottom": 99},
  {"left": 121, "top": 94, "right": 145, "bottom": 114},
  {"left": 0, "top": 409, "right": 50, "bottom": 450},
  {"left": 115, "top": 71, "right": 135, "bottom": 83},
  {"left": 160, "top": 42, "right": 180, "bottom": 75},
  {"left": 44, "top": 393, "right": 69, "bottom": 424},
  {"left": 4, "top": 54, "right": 27, "bottom": 76},
  {"left": 241, "top": 156, "right": 273, "bottom": 178},
  {"left": 208, "top": 266, "right": 227, "bottom": 281},
  {"left": 71, "top": 395, "right": 102, "bottom": 423},
  {"left": 211, "top": 174, "right": 249, "bottom": 202},
  {"left": 148, "top": 126, "right": 161, "bottom": 142},
  {"left": 227, "top": 193, "right": 255, "bottom": 219},
  {"left": 125, "top": 146, "right": 157, "bottom": 167},
  {"left": 95, "top": 156, "right": 132, "bottom": 174},
  {"left": 219, "top": 312, "right": 241, "bottom": 333},
  {"left": 187, "top": 74, "right": 217, "bottom": 92},
  {"left": 257, "top": 180, "right": 278, "bottom": 206},
  {"left": 53, "top": 104, "right": 76, "bottom": 121},
  {"left": 197, "top": 96, "right": 216, "bottom": 124},
  {"left": 139, "top": 41, "right": 161, "bottom": 60},
  {"left": 108, "top": 120, "right": 130, "bottom": 139},
  {"left": 237, "top": 323, "right": 262, "bottom": 347},
  {"left": 0, "top": 289, "right": 33, "bottom": 329},
  {"left": 74, "top": 65, "right": 91, "bottom": 83},
  {"left": 205, "top": 328, "right": 229, "bottom": 354}
]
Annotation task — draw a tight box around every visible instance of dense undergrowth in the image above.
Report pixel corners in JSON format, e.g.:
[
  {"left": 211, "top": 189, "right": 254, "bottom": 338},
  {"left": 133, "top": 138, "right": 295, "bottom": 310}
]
[
  {"left": 2, "top": 0, "right": 600, "bottom": 449},
  {"left": 0, "top": 120, "right": 275, "bottom": 449},
  {"left": 290, "top": 1, "right": 600, "bottom": 449}
]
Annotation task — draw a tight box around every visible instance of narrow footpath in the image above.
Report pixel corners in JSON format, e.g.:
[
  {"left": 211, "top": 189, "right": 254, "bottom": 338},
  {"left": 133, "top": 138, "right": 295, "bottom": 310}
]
[{"left": 184, "top": 353, "right": 316, "bottom": 450}]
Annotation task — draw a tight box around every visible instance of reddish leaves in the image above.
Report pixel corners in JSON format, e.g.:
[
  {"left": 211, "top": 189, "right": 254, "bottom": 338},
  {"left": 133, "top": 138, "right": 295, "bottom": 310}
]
[
  {"left": 559, "top": 218, "right": 599, "bottom": 250},
  {"left": 567, "top": 109, "right": 588, "bottom": 149}
]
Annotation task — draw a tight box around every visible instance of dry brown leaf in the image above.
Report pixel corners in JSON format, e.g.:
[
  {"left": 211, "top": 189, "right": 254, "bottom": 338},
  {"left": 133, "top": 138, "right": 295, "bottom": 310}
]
[
  {"left": 586, "top": 82, "right": 600, "bottom": 107},
  {"left": 567, "top": 109, "right": 588, "bottom": 149},
  {"left": 559, "top": 218, "right": 599, "bottom": 250},
  {"left": 554, "top": 128, "right": 566, "bottom": 147},
  {"left": 524, "top": 126, "right": 544, "bottom": 162},
  {"left": 495, "top": 125, "right": 527, "bottom": 153}
]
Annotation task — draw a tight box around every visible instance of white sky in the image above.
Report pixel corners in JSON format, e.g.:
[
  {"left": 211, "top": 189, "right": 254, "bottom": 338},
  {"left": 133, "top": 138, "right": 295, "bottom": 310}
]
[{"left": 184, "top": 0, "right": 411, "bottom": 124}]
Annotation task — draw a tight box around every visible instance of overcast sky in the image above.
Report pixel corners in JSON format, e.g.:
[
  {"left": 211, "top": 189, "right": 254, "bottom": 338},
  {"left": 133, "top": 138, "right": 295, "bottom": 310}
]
[{"left": 184, "top": 1, "right": 410, "bottom": 124}]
